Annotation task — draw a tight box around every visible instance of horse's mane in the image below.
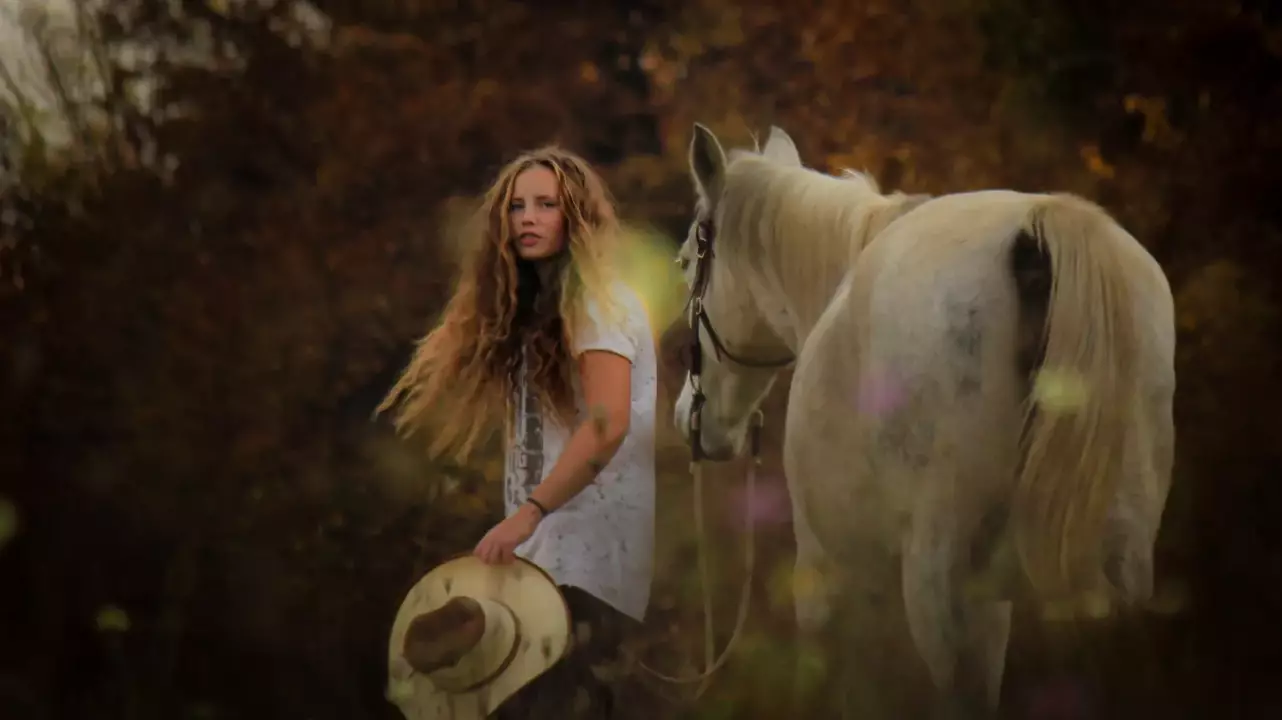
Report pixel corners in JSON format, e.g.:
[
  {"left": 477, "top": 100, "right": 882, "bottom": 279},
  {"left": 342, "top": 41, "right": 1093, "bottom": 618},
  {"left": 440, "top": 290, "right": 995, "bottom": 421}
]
[
  {"left": 838, "top": 167, "right": 882, "bottom": 195},
  {"left": 715, "top": 153, "right": 896, "bottom": 301}
]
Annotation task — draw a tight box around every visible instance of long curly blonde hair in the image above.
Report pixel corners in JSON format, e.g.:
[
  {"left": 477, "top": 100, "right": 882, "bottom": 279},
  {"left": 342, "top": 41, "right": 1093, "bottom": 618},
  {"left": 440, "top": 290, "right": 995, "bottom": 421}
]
[{"left": 378, "top": 146, "right": 621, "bottom": 462}]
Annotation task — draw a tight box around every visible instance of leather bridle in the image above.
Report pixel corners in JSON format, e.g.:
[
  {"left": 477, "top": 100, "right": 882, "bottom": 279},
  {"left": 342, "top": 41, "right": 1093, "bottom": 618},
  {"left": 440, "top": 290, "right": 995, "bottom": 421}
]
[{"left": 683, "top": 217, "right": 796, "bottom": 461}]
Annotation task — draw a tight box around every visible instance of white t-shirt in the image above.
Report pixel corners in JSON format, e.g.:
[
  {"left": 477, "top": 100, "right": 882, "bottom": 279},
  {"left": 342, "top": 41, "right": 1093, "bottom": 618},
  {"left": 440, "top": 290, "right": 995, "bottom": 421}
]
[{"left": 503, "top": 281, "right": 657, "bottom": 623}]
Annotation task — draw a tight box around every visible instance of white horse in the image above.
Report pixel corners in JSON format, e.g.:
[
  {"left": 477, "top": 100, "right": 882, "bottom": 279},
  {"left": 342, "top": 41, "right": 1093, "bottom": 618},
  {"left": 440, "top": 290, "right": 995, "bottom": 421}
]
[{"left": 672, "top": 123, "right": 1176, "bottom": 718}]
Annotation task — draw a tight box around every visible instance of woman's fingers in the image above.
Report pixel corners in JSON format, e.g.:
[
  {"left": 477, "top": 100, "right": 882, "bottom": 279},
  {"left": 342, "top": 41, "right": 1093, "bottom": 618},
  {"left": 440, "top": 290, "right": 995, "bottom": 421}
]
[
  {"left": 475, "top": 536, "right": 493, "bottom": 564},
  {"left": 473, "top": 528, "right": 519, "bottom": 565}
]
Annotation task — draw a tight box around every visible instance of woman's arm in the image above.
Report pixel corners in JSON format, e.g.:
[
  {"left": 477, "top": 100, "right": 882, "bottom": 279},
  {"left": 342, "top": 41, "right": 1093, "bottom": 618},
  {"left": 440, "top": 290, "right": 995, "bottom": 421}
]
[{"left": 525, "top": 349, "right": 632, "bottom": 515}]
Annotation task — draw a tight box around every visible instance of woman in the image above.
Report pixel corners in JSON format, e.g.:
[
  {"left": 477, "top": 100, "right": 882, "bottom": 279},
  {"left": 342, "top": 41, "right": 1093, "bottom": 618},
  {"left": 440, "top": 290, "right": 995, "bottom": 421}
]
[{"left": 379, "top": 146, "right": 657, "bottom": 718}]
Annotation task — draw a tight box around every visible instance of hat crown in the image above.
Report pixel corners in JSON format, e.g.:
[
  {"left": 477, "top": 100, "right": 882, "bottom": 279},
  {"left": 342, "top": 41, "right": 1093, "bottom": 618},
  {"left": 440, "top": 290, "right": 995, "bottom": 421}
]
[{"left": 427, "top": 598, "right": 520, "bottom": 692}]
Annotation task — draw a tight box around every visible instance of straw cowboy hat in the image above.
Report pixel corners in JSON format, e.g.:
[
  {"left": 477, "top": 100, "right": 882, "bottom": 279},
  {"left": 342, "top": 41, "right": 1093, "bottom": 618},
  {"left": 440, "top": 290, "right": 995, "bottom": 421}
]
[{"left": 385, "top": 554, "right": 572, "bottom": 720}]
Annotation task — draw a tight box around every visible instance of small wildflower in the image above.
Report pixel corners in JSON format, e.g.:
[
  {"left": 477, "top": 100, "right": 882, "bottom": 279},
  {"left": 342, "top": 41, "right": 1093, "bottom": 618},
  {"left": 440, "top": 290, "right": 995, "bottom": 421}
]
[
  {"left": 791, "top": 565, "right": 827, "bottom": 604},
  {"left": 1081, "top": 590, "right": 1112, "bottom": 619},
  {"left": 95, "top": 605, "right": 131, "bottom": 633}
]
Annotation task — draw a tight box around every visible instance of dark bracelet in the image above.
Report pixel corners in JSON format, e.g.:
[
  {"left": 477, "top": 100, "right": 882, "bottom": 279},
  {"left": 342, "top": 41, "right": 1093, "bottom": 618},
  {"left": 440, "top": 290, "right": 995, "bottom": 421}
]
[{"left": 525, "top": 497, "right": 550, "bottom": 517}]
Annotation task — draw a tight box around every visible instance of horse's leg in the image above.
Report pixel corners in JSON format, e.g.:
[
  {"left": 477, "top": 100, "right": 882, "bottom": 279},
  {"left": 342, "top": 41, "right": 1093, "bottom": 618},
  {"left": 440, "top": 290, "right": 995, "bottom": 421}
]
[
  {"left": 788, "top": 491, "right": 839, "bottom": 715},
  {"left": 902, "top": 488, "right": 1012, "bottom": 720},
  {"left": 786, "top": 481, "right": 900, "bottom": 720},
  {"left": 825, "top": 555, "right": 930, "bottom": 720}
]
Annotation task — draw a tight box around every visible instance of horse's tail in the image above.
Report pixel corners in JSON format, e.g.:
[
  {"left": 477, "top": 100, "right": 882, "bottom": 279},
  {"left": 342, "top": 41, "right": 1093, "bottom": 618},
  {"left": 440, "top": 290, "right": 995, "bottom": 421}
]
[{"left": 1008, "top": 193, "right": 1140, "bottom": 599}]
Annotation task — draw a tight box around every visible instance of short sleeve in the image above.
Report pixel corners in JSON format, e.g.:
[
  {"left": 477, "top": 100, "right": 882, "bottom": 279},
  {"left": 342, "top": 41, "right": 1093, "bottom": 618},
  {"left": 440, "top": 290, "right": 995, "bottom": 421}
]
[{"left": 572, "top": 288, "right": 639, "bottom": 364}]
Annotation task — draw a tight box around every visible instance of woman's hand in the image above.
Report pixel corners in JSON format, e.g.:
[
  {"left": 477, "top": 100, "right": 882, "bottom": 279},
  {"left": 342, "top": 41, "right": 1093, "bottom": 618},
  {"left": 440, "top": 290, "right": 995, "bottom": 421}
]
[{"left": 474, "top": 504, "right": 541, "bottom": 565}]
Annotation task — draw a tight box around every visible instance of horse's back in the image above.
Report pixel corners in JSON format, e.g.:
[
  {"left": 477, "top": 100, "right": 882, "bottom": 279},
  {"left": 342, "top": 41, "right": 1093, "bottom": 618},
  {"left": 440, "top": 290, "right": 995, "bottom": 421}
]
[
  {"left": 854, "top": 189, "right": 1046, "bottom": 413},
  {"left": 862, "top": 188, "right": 1171, "bottom": 384}
]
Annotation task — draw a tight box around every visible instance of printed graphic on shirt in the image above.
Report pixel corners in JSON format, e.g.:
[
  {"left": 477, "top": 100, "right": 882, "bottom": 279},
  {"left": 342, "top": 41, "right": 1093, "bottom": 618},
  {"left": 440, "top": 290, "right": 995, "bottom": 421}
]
[
  {"left": 517, "top": 375, "right": 544, "bottom": 495},
  {"left": 506, "top": 349, "right": 544, "bottom": 507}
]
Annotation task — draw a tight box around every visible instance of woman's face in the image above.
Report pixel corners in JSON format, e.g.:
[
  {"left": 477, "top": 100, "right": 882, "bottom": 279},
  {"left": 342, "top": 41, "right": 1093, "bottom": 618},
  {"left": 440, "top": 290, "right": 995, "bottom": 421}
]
[{"left": 509, "top": 165, "right": 567, "bottom": 261}]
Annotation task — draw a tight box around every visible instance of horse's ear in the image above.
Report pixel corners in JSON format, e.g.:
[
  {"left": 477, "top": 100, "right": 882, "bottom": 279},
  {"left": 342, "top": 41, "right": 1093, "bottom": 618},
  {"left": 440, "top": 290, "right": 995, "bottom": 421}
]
[
  {"left": 762, "top": 125, "right": 802, "bottom": 167},
  {"left": 689, "top": 122, "right": 727, "bottom": 202}
]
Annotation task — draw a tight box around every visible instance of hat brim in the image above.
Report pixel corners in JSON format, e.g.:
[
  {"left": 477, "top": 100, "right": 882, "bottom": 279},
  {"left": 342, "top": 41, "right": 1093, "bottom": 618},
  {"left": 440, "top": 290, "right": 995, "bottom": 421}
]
[{"left": 386, "top": 554, "right": 572, "bottom": 720}]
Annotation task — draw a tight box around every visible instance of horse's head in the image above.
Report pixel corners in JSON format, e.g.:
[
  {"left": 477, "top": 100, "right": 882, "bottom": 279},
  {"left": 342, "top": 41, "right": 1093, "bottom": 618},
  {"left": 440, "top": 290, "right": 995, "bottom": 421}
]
[{"left": 673, "top": 123, "right": 800, "bottom": 460}]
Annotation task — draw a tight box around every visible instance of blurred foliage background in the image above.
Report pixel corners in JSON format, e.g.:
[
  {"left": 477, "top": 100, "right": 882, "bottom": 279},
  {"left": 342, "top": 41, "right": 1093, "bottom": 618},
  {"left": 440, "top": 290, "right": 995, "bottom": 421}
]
[{"left": 1, "top": 0, "right": 1279, "bottom": 718}]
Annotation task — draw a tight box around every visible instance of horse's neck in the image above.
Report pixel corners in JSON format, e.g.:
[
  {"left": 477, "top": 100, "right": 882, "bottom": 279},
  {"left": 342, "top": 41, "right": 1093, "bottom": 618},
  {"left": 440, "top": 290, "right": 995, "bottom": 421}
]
[{"left": 753, "top": 179, "right": 905, "bottom": 349}]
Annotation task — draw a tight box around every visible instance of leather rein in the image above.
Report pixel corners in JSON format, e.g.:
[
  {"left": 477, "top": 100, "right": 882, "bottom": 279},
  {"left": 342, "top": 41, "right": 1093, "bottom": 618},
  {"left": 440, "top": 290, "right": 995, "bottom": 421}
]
[{"left": 635, "top": 217, "right": 795, "bottom": 702}]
